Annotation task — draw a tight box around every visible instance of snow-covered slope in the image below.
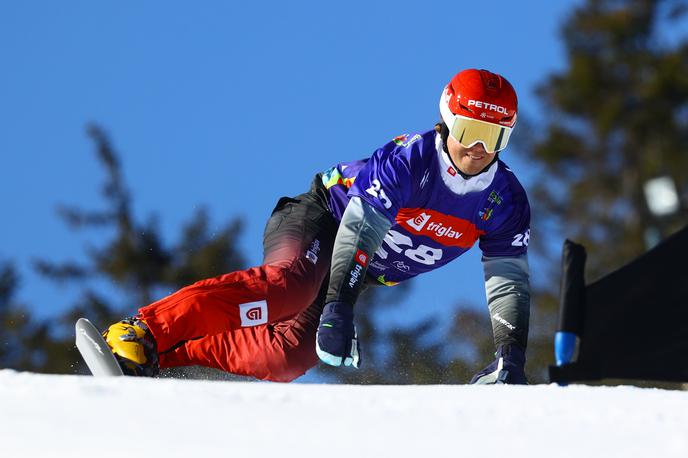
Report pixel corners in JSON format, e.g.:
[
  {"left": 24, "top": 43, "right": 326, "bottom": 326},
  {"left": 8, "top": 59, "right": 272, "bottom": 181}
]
[{"left": 1, "top": 370, "right": 686, "bottom": 458}]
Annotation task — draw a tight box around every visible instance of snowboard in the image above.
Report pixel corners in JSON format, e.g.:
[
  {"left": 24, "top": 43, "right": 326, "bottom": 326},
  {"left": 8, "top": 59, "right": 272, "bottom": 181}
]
[{"left": 75, "top": 318, "right": 124, "bottom": 376}]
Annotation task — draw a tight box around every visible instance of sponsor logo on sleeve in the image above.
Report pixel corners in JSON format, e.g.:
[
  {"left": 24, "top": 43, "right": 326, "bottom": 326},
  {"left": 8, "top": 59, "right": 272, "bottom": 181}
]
[
  {"left": 348, "top": 264, "right": 363, "bottom": 288},
  {"left": 393, "top": 134, "right": 409, "bottom": 146},
  {"left": 393, "top": 133, "right": 422, "bottom": 148},
  {"left": 354, "top": 249, "right": 369, "bottom": 267},
  {"left": 348, "top": 249, "right": 369, "bottom": 289},
  {"left": 480, "top": 190, "right": 503, "bottom": 221},
  {"left": 488, "top": 191, "right": 503, "bottom": 205},
  {"left": 240, "top": 301, "right": 268, "bottom": 327},
  {"left": 492, "top": 312, "right": 516, "bottom": 331}
]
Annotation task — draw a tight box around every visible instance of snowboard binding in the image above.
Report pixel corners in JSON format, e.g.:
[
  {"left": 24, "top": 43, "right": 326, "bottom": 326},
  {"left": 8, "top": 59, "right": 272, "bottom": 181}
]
[{"left": 103, "top": 318, "right": 160, "bottom": 377}]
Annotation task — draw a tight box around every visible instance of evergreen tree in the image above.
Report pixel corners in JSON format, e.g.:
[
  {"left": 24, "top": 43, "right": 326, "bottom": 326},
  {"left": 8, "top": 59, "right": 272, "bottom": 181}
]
[
  {"left": 530, "top": 0, "right": 688, "bottom": 277},
  {"left": 0, "top": 261, "right": 67, "bottom": 372},
  {"left": 522, "top": 0, "right": 688, "bottom": 385}
]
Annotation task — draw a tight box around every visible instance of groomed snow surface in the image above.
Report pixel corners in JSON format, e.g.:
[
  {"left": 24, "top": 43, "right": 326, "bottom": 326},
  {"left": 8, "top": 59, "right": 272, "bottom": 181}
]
[{"left": 1, "top": 370, "right": 686, "bottom": 458}]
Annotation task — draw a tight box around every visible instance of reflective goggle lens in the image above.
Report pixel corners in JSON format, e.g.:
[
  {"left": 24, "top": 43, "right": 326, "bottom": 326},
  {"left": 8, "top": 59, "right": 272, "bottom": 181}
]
[{"left": 450, "top": 116, "right": 512, "bottom": 153}]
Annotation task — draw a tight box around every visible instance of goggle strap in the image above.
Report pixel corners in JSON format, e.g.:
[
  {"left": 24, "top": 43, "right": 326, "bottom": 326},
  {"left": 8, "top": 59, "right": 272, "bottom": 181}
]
[{"left": 494, "top": 127, "right": 506, "bottom": 152}]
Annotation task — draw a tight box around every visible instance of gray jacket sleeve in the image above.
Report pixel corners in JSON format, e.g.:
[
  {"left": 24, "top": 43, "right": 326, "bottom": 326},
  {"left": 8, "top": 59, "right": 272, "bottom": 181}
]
[
  {"left": 326, "top": 197, "right": 392, "bottom": 306},
  {"left": 482, "top": 254, "right": 531, "bottom": 350}
]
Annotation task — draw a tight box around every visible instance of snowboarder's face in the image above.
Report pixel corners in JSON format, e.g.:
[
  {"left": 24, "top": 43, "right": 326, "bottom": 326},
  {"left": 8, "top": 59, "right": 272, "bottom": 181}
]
[{"left": 446, "top": 134, "right": 495, "bottom": 175}]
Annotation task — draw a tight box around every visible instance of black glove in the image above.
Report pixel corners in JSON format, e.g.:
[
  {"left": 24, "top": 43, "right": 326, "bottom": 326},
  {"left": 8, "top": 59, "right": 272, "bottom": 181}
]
[
  {"left": 470, "top": 344, "right": 527, "bottom": 384},
  {"left": 315, "top": 301, "right": 360, "bottom": 368}
]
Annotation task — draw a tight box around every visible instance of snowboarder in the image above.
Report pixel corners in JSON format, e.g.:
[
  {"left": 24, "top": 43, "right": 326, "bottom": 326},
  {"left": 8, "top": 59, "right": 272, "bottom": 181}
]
[{"left": 102, "top": 68, "right": 531, "bottom": 384}]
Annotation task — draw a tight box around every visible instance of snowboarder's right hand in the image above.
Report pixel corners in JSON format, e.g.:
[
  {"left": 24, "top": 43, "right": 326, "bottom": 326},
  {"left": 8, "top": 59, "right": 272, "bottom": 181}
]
[{"left": 316, "top": 302, "right": 360, "bottom": 368}]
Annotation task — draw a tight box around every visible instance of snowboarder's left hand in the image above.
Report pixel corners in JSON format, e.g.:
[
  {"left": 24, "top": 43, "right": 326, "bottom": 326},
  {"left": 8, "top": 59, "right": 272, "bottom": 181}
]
[
  {"left": 470, "top": 344, "right": 527, "bottom": 384},
  {"left": 316, "top": 301, "right": 360, "bottom": 368}
]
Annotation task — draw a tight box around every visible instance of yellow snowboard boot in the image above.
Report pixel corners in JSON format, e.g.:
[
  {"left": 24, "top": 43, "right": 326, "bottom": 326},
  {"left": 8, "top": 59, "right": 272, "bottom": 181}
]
[{"left": 103, "top": 318, "right": 159, "bottom": 376}]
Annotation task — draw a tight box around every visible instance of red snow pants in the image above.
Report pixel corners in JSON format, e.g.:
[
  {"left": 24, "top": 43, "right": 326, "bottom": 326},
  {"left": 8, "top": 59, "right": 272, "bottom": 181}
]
[{"left": 138, "top": 181, "right": 339, "bottom": 382}]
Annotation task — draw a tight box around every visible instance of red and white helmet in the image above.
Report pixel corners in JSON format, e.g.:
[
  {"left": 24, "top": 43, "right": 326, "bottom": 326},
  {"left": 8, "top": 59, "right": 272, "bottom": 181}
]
[{"left": 439, "top": 69, "right": 518, "bottom": 152}]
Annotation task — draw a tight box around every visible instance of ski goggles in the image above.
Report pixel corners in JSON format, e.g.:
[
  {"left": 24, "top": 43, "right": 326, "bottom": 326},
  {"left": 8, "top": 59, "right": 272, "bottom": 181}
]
[{"left": 447, "top": 114, "right": 513, "bottom": 153}]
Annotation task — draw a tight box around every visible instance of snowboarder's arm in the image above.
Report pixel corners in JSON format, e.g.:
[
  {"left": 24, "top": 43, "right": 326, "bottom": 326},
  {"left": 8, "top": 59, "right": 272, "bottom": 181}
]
[
  {"left": 482, "top": 254, "right": 530, "bottom": 350},
  {"left": 469, "top": 255, "right": 530, "bottom": 384},
  {"left": 317, "top": 144, "right": 413, "bottom": 367},
  {"left": 325, "top": 196, "right": 391, "bottom": 306},
  {"left": 316, "top": 196, "right": 391, "bottom": 367}
]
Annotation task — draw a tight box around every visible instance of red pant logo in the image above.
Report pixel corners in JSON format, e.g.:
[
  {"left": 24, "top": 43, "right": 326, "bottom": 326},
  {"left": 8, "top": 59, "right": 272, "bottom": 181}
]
[
  {"left": 240, "top": 301, "right": 268, "bottom": 327},
  {"left": 246, "top": 307, "right": 262, "bottom": 321}
]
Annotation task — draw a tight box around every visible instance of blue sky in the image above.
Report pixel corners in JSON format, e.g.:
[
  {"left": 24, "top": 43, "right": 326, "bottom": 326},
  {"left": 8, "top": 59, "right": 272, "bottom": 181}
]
[{"left": 1, "top": 1, "right": 582, "bottom": 325}]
